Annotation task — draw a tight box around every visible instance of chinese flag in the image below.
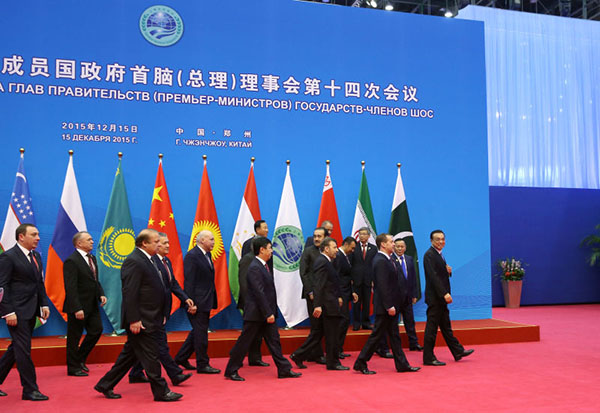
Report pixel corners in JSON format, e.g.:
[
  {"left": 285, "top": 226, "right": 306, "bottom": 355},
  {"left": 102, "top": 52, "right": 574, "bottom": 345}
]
[
  {"left": 188, "top": 158, "right": 231, "bottom": 317},
  {"left": 316, "top": 162, "right": 343, "bottom": 244},
  {"left": 148, "top": 157, "right": 184, "bottom": 314}
]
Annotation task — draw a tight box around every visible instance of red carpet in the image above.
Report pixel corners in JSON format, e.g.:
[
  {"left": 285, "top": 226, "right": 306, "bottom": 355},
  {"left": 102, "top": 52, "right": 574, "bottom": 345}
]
[{"left": 1, "top": 304, "right": 598, "bottom": 411}]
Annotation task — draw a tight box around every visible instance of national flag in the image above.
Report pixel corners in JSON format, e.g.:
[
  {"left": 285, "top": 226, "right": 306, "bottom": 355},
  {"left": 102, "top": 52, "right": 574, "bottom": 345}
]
[
  {"left": 188, "top": 156, "right": 231, "bottom": 317},
  {"left": 272, "top": 162, "right": 308, "bottom": 327},
  {"left": 148, "top": 155, "right": 184, "bottom": 314},
  {"left": 389, "top": 163, "right": 422, "bottom": 300},
  {"left": 316, "top": 161, "right": 342, "bottom": 244},
  {"left": 228, "top": 158, "right": 261, "bottom": 307},
  {"left": 45, "top": 151, "right": 87, "bottom": 321},
  {"left": 97, "top": 155, "right": 135, "bottom": 333},
  {"left": 350, "top": 162, "right": 377, "bottom": 243}
]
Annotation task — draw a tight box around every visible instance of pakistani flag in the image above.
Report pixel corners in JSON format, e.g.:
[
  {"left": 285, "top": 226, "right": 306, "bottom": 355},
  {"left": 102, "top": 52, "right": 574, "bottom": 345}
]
[
  {"left": 272, "top": 162, "right": 308, "bottom": 327},
  {"left": 350, "top": 163, "right": 377, "bottom": 243},
  {"left": 389, "top": 164, "right": 422, "bottom": 301},
  {"left": 97, "top": 156, "right": 135, "bottom": 334}
]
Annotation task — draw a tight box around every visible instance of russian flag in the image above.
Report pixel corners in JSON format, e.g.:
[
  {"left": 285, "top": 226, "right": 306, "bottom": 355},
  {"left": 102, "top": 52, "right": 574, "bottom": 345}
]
[{"left": 45, "top": 151, "right": 87, "bottom": 321}]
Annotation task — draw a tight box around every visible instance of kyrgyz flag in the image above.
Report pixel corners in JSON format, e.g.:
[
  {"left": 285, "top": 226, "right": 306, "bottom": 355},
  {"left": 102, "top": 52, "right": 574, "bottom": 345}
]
[
  {"left": 148, "top": 155, "right": 184, "bottom": 314},
  {"left": 228, "top": 159, "right": 261, "bottom": 307},
  {"left": 316, "top": 161, "right": 342, "bottom": 244},
  {"left": 188, "top": 156, "right": 231, "bottom": 317}
]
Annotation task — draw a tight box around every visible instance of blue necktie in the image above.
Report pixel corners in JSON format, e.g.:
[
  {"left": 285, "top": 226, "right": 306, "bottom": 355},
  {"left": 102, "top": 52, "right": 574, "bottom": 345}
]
[{"left": 400, "top": 256, "right": 408, "bottom": 279}]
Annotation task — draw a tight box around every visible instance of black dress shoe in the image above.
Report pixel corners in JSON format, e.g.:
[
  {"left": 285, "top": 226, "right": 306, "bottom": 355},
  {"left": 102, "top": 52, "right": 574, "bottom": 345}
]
[
  {"left": 352, "top": 325, "right": 361, "bottom": 331},
  {"left": 225, "top": 372, "right": 245, "bottom": 381},
  {"left": 68, "top": 370, "right": 89, "bottom": 377},
  {"left": 94, "top": 385, "right": 122, "bottom": 399},
  {"left": 376, "top": 351, "right": 394, "bottom": 359},
  {"left": 278, "top": 370, "right": 302, "bottom": 379},
  {"left": 409, "top": 344, "right": 424, "bottom": 351},
  {"left": 249, "top": 360, "right": 270, "bottom": 367},
  {"left": 327, "top": 365, "right": 350, "bottom": 371},
  {"left": 454, "top": 349, "right": 475, "bottom": 361},
  {"left": 177, "top": 360, "right": 196, "bottom": 370},
  {"left": 129, "top": 375, "right": 150, "bottom": 383},
  {"left": 290, "top": 353, "right": 307, "bottom": 369},
  {"left": 314, "top": 356, "right": 326, "bottom": 365},
  {"left": 197, "top": 365, "right": 221, "bottom": 374},
  {"left": 398, "top": 366, "right": 421, "bottom": 372},
  {"left": 424, "top": 359, "right": 446, "bottom": 366},
  {"left": 0, "top": 389, "right": 7, "bottom": 397},
  {"left": 353, "top": 365, "right": 376, "bottom": 375},
  {"left": 362, "top": 324, "right": 374, "bottom": 330},
  {"left": 340, "top": 352, "right": 350, "bottom": 358},
  {"left": 155, "top": 391, "right": 183, "bottom": 402},
  {"left": 22, "top": 390, "right": 49, "bottom": 401},
  {"left": 172, "top": 373, "right": 192, "bottom": 386}
]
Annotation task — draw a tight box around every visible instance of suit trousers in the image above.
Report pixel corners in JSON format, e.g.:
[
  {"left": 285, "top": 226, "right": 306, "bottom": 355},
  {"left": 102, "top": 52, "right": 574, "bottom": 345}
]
[
  {"left": 338, "top": 294, "right": 351, "bottom": 353},
  {"left": 129, "top": 325, "right": 183, "bottom": 380},
  {"left": 225, "top": 320, "right": 292, "bottom": 375},
  {"left": 352, "top": 283, "right": 372, "bottom": 327},
  {"left": 66, "top": 309, "right": 103, "bottom": 373},
  {"left": 248, "top": 334, "right": 264, "bottom": 363},
  {"left": 96, "top": 329, "right": 169, "bottom": 399},
  {"left": 377, "top": 301, "right": 419, "bottom": 352},
  {"left": 175, "top": 311, "right": 210, "bottom": 369},
  {"left": 355, "top": 313, "right": 411, "bottom": 371},
  {"left": 423, "top": 300, "right": 464, "bottom": 363},
  {"left": 323, "top": 313, "right": 343, "bottom": 369},
  {"left": 292, "top": 299, "right": 324, "bottom": 361},
  {"left": 0, "top": 317, "right": 38, "bottom": 393}
]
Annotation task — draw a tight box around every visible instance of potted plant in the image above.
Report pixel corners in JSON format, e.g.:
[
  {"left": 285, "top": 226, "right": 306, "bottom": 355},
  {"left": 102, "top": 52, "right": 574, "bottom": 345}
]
[
  {"left": 496, "top": 258, "right": 526, "bottom": 308},
  {"left": 581, "top": 224, "right": 600, "bottom": 266}
]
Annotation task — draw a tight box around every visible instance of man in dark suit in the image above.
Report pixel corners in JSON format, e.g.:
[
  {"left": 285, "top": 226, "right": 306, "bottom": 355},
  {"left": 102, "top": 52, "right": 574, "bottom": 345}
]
[
  {"left": 351, "top": 227, "right": 377, "bottom": 330},
  {"left": 333, "top": 236, "right": 358, "bottom": 359},
  {"left": 0, "top": 224, "right": 50, "bottom": 401},
  {"left": 63, "top": 231, "right": 107, "bottom": 377},
  {"left": 224, "top": 237, "right": 301, "bottom": 381},
  {"left": 353, "top": 233, "right": 420, "bottom": 375},
  {"left": 241, "top": 220, "right": 269, "bottom": 258},
  {"left": 290, "top": 227, "right": 327, "bottom": 368},
  {"left": 423, "top": 230, "right": 474, "bottom": 366},
  {"left": 94, "top": 229, "right": 182, "bottom": 401},
  {"left": 174, "top": 230, "right": 220, "bottom": 374},
  {"left": 304, "top": 220, "right": 333, "bottom": 248},
  {"left": 128, "top": 232, "right": 194, "bottom": 386}
]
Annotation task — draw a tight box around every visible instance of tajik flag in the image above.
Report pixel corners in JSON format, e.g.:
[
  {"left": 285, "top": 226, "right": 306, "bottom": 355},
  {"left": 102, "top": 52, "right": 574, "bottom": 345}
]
[
  {"left": 272, "top": 162, "right": 308, "bottom": 327},
  {"left": 389, "top": 164, "right": 422, "bottom": 300},
  {"left": 316, "top": 162, "right": 342, "bottom": 244},
  {"left": 45, "top": 152, "right": 87, "bottom": 321},
  {"left": 350, "top": 163, "right": 377, "bottom": 243},
  {"left": 228, "top": 159, "right": 261, "bottom": 307},
  {"left": 188, "top": 157, "right": 231, "bottom": 317}
]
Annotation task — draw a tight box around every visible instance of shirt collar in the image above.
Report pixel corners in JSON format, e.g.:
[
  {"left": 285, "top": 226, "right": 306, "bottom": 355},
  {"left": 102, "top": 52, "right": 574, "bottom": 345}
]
[
  {"left": 321, "top": 253, "right": 332, "bottom": 262},
  {"left": 137, "top": 247, "right": 153, "bottom": 261},
  {"left": 17, "top": 242, "right": 33, "bottom": 257},
  {"left": 378, "top": 250, "right": 391, "bottom": 259},
  {"left": 76, "top": 248, "right": 91, "bottom": 260},
  {"left": 256, "top": 256, "right": 267, "bottom": 266}
]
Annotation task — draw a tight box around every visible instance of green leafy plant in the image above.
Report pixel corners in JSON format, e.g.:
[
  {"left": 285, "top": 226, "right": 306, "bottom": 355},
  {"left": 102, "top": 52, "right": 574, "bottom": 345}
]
[
  {"left": 581, "top": 224, "right": 600, "bottom": 266},
  {"left": 495, "top": 258, "right": 526, "bottom": 281}
]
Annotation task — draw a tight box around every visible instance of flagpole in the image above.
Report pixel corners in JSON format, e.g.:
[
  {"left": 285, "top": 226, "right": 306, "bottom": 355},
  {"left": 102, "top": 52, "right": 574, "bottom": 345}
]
[
  {"left": 283, "top": 160, "right": 295, "bottom": 330},
  {"left": 57, "top": 153, "right": 73, "bottom": 339},
  {"left": 203, "top": 153, "right": 213, "bottom": 334}
]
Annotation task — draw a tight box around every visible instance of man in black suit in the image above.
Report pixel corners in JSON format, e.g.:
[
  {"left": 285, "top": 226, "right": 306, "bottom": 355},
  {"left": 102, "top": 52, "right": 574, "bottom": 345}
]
[
  {"left": 353, "top": 233, "right": 420, "bottom": 375},
  {"left": 175, "top": 230, "right": 220, "bottom": 374},
  {"left": 63, "top": 231, "right": 107, "bottom": 377},
  {"left": 241, "top": 220, "right": 269, "bottom": 258},
  {"left": 351, "top": 227, "right": 377, "bottom": 330},
  {"left": 94, "top": 229, "right": 182, "bottom": 401},
  {"left": 224, "top": 237, "right": 301, "bottom": 381},
  {"left": 290, "top": 227, "right": 327, "bottom": 368},
  {"left": 423, "top": 230, "right": 474, "bottom": 366},
  {"left": 304, "top": 220, "right": 333, "bottom": 248},
  {"left": 0, "top": 224, "right": 50, "bottom": 401},
  {"left": 128, "top": 232, "right": 194, "bottom": 386},
  {"left": 333, "top": 236, "right": 358, "bottom": 359}
]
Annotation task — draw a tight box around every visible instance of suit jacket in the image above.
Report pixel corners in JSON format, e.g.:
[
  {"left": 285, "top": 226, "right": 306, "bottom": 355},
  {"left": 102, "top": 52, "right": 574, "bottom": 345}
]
[
  {"left": 120, "top": 248, "right": 168, "bottom": 332},
  {"left": 237, "top": 251, "right": 253, "bottom": 310},
  {"left": 312, "top": 254, "right": 342, "bottom": 316},
  {"left": 350, "top": 242, "right": 377, "bottom": 286},
  {"left": 423, "top": 246, "right": 451, "bottom": 305},
  {"left": 299, "top": 244, "right": 320, "bottom": 299},
  {"left": 0, "top": 245, "right": 49, "bottom": 319},
  {"left": 183, "top": 246, "right": 217, "bottom": 312},
  {"left": 304, "top": 236, "right": 314, "bottom": 249},
  {"left": 389, "top": 253, "right": 409, "bottom": 306},
  {"left": 153, "top": 254, "right": 188, "bottom": 320},
  {"left": 241, "top": 237, "right": 254, "bottom": 258},
  {"left": 392, "top": 253, "right": 418, "bottom": 301},
  {"left": 243, "top": 258, "right": 278, "bottom": 322},
  {"left": 333, "top": 250, "right": 354, "bottom": 299},
  {"left": 372, "top": 252, "right": 403, "bottom": 315},
  {"left": 62, "top": 250, "right": 105, "bottom": 314}
]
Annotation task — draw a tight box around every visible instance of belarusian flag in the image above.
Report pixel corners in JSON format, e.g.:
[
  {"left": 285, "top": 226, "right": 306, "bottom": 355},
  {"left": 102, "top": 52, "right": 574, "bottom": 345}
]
[
  {"left": 228, "top": 158, "right": 261, "bottom": 307},
  {"left": 350, "top": 162, "right": 377, "bottom": 243},
  {"left": 389, "top": 163, "right": 422, "bottom": 300},
  {"left": 148, "top": 155, "right": 185, "bottom": 314},
  {"left": 188, "top": 156, "right": 231, "bottom": 317},
  {"left": 272, "top": 162, "right": 308, "bottom": 327},
  {"left": 316, "top": 161, "right": 342, "bottom": 244}
]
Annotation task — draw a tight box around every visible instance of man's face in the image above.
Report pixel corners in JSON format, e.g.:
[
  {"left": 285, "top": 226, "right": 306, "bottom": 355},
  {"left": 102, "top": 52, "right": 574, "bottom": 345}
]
[
  {"left": 381, "top": 235, "right": 394, "bottom": 254},
  {"left": 323, "top": 241, "right": 338, "bottom": 259},
  {"left": 358, "top": 230, "right": 370, "bottom": 243},
  {"left": 342, "top": 240, "right": 356, "bottom": 255},
  {"left": 157, "top": 236, "right": 170, "bottom": 256},
  {"left": 323, "top": 222, "right": 333, "bottom": 236},
  {"left": 77, "top": 233, "right": 94, "bottom": 253},
  {"left": 394, "top": 240, "right": 406, "bottom": 257},
  {"left": 431, "top": 232, "right": 446, "bottom": 250},
  {"left": 313, "top": 229, "right": 325, "bottom": 247},
  {"left": 19, "top": 226, "right": 40, "bottom": 250},
  {"left": 200, "top": 232, "right": 215, "bottom": 252},
  {"left": 260, "top": 243, "right": 273, "bottom": 261},
  {"left": 256, "top": 222, "right": 269, "bottom": 237},
  {"left": 143, "top": 232, "right": 160, "bottom": 255}
]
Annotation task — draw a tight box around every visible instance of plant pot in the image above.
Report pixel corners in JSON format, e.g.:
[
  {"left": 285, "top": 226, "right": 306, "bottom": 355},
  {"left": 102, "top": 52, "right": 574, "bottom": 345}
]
[{"left": 501, "top": 279, "right": 523, "bottom": 308}]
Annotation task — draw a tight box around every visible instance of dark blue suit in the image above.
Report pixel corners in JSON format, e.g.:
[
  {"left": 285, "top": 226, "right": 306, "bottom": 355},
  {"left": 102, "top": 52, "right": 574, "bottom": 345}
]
[
  {"left": 391, "top": 252, "right": 420, "bottom": 348},
  {"left": 333, "top": 250, "right": 354, "bottom": 353},
  {"left": 350, "top": 242, "right": 377, "bottom": 328}
]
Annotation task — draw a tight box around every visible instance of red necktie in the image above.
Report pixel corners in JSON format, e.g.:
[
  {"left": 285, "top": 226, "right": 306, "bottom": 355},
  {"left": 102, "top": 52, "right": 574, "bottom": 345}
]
[
  {"left": 29, "top": 251, "right": 39, "bottom": 272},
  {"left": 362, "top": 244, "right": 367, "bottom": 259},
  {"left": 162, "top": 257, "right": 172, "bottom": 281},
  {"left": 87, "top": 253, "right": 97, "bottom": 280}
]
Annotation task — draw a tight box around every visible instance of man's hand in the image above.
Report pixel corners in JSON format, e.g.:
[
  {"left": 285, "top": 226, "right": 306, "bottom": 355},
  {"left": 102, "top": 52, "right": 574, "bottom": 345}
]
[
  {"left": 75, "top": 310, "right": 85, "bottom": 320},
  {"left": 187, "top": 305, "right": 197, "bottom": 315},
  {"left": 266, "top": 314, "right": 275, "bottom": 324},
  {"left": 352, "top": 293, "right": 359, "bottom": 303},
  {"left": 446, "top": 265, "right": 452, "bottom": 274},
  {"left": 313, "top": 306, "right": 322, "bottom": 318},
  {"left": 412, "top": 298, "right": 417, "bottom": 305},
  {"left": 100, "top": 296, "right": 107, "bottom": 306},
  {"left": 444, "top": 293, "right": 453, "bottom": 304},
  {"left": 41, "top": 306, "right": 50, "bottom": 320},
  {"left": 309, "top": 293, "right": 314, "bottom": 301},
  {"left": 5, "top": 313, "right": 17, "bottom": 327},
  {"left": 185, "top": 298, "right": 194, "bottom": 309},
  {"left": 338, "top": 297, "right": 343, "bottom": 307},
  {"left": 387, "top": 307, "right": 396, "bottom": 316},
  {"left": 130, "top": 320, "right": 145, "bottom": 334}
]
